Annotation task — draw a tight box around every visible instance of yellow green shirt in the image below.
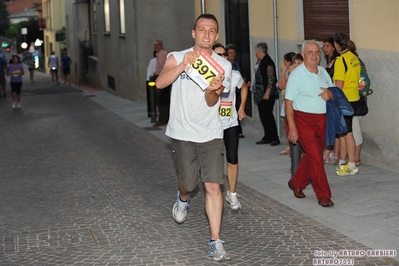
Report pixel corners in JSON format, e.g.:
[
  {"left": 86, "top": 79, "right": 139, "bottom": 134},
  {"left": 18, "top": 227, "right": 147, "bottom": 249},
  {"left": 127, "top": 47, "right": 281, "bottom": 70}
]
[{"left": 333, "top": 51, "right": 361, "bottom": 102}]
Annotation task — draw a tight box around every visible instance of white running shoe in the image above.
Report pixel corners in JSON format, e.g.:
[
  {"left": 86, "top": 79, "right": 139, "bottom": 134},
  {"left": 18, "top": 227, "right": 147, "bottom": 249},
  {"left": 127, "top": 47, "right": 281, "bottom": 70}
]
[
  {"left": 17, "top": 103, "right": 21, "bottom": 108},
  {"left": 172, "top": 190, "right": 189, "bottom": 224},
  {"left": 225, "top": 191, "right": 241, "bottom": 210},
  {"left": 208, "top": 239, "right": 229, "bottom": 261},
  {"left": 12, "top": 103, "right": 16, "bottom": 109}
]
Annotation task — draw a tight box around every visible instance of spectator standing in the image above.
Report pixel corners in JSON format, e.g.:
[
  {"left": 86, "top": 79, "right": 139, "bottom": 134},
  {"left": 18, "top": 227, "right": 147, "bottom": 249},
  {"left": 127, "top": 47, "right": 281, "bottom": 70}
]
[
  {"left": 348, "top": 40, "right": 367, "bottom": 167},
  {"left": 48, "top": 51, "right": 59, "bottom": 85},
  {"left": 322, "top": 37, "right": 340, "bottom": 165},
  {"left": 155, "top": 14, "right": 232, "bottom": 261},
  {"left": 226, "top": 44, "right": 241, "bottom": 72},
  {"left": 61, "top": 51, "right": 72, "bottom": 85},
  {"left": 0, "top": 51, "right": 7, "bottom": 97},
  {"left": 285, "top": 41, "right": 334, "bottom": 207},
  {"left": 153, "top": 40, "right": 171, "bottom": 127},
  {"left": 253, "top": 42, "right": 280, "bottom": 146},
  {"left": 277, "top": 52, "right": 295, "bottom": 155},
  {"left": 7, "top": 55, "right": 25, "bottom": 108},
  {"left": 333, "top": 33, "right": 361, "bottom": 176}
]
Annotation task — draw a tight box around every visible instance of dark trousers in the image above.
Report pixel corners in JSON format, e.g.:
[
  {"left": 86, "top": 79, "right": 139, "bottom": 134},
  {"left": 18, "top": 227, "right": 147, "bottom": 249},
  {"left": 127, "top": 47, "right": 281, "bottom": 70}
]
[
  {"left": 257, "top": 97, "right": 279, "bottom": 141},
  {"left": 157, "top": 85, "right": 171, "bottom": 123}
]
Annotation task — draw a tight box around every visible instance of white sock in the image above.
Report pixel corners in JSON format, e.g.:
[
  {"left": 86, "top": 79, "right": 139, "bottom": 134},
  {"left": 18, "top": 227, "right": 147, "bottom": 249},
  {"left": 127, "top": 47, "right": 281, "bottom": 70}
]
[
  {"left": 348, "top": 162, "right": 356, "bottom": 168},
  {"left": 230, "top": 192, "right": 236, "bottom": 196},
  {"left": 339, "top": 159, "right": 346, "bottom": 165}
]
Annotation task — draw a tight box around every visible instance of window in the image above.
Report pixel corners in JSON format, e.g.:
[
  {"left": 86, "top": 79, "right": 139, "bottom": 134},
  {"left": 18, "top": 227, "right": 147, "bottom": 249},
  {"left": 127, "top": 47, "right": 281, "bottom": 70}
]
[
  {"left": 92, "top": 0, "right": 97, "bottom": 33},
  {"left": 303, "top": 0, "right": 349, "bottom": 41},
  {"left": 119, "top": 0, "right": 125, "bottom": 34},
  {"left": 104, "top": 0, "right": 110, "bottom": 33}
]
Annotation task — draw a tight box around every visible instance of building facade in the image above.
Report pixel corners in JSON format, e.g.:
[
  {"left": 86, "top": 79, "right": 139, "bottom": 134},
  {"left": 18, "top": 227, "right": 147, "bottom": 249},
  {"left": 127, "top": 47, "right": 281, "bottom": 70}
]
[
  {"left": 65, "top": 0, "right": 399, "bottom": 172},
  {"left": 42, "top": 0, "right": 65, "bottom": 74},
  {"left": 64, "top": 0, "right": 195, "bottom": 100}
]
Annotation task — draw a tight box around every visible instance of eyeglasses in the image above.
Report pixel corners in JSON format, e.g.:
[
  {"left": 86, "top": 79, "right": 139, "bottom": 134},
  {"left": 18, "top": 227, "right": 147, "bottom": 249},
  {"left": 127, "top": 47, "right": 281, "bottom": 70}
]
[
  {"left": 306, "top": 50, "right": 321, "bottom": 55},
  {"left": 217, "top": 52, "right": 228, "bottom": 56}
]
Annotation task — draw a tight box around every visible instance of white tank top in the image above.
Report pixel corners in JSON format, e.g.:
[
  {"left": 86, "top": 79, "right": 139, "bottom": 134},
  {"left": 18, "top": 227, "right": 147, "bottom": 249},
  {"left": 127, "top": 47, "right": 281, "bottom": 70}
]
[
  {"left": 49, "top": 55, "right": 57, "bottom": 69},
  {"left": 165, "top": 48, "right": 232, "bottom": 143}
]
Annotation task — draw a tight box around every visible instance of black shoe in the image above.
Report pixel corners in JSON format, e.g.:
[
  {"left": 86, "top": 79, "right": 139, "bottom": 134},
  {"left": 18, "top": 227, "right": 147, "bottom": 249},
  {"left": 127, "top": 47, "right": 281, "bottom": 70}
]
[
  {"left": 271, "top": 140, "right": 281, "bottom": 146},
  {"left": 239, "top": 134, "right": 245, "bottom": 138},
  {"left": 256, "top": 139, "right": 272, "bottom": 145}
]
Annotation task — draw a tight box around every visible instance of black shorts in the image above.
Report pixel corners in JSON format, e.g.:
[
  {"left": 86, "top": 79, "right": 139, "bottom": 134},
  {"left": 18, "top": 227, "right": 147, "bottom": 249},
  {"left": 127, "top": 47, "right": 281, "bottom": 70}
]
[
  {"left": 223, "top": 126, "right": 240, "bottom": 164},
  {"left": 10, "top": 82, "right": 22, "bottom": 95},
  {"left": 343, "top": 100, "right": 360, "bottom": 133},
  {"left": 63, "top": 67, "right": 70, "bottom": 76}
]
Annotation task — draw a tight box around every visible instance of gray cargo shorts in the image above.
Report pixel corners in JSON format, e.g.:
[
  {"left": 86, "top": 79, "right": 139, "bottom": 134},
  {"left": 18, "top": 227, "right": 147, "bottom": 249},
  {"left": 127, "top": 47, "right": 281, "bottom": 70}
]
[{"left": 171, "top": 138, "right": 225, "bottom": 192}]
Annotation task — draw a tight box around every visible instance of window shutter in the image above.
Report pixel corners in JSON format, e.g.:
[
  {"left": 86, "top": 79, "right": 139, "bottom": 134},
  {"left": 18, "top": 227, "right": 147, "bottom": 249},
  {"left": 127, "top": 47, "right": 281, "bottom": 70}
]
[{"left": 303, "top": 0, "right": 349, "bottom": 41}]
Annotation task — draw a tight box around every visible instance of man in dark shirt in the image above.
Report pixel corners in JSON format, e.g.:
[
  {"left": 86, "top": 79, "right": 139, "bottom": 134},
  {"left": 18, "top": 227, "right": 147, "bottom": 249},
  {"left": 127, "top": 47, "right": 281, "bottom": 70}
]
[{"left": 61, "top": 51, "right": 72, "bottom": 85}]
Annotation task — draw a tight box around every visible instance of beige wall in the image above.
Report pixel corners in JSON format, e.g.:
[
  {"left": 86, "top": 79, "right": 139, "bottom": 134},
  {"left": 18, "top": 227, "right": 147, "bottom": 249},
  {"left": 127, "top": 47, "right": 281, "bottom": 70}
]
[
  {"left": 194, "top": 0, "right": 226, "bottom": 43},
  {"left": 276, "top": 0, "right": 297, "bottom": 40},
  {"left": 249, "top": 0, "right": 274, "bottom": 38},
  {"left": 351, "top": 0, "right": 399, "bottom": 51},
  {"left": 42, "top": 0, "right": 65, "bottom": 74}
]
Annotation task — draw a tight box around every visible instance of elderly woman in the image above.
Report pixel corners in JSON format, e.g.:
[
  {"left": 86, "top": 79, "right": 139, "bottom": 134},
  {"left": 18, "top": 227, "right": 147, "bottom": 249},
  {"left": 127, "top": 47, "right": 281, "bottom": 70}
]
[{"left": 253, "top": 42, "right": 280, "bottom": 146}]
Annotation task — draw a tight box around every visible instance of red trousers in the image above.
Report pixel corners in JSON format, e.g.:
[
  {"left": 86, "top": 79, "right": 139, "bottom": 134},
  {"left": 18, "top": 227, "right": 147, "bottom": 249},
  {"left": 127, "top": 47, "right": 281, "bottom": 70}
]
[{"left": 291, "top": 111, "right": 332, "bottom": 199}]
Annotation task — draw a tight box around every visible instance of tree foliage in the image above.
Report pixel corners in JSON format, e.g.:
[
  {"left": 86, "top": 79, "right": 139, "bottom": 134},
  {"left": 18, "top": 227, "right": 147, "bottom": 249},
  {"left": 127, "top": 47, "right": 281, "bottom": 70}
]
[
  {"left": 0, "top": 0, "right": 11, "bottom": 37},
  {"left": 5, "top": 22, "right": 20, "bottom": 39}
]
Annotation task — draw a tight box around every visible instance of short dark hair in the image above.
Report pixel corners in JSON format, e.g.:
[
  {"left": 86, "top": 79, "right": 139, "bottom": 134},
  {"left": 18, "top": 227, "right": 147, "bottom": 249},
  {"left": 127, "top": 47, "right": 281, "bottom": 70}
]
[
  {"left": 293, "top": 53, "right": 303, "bottom": 62},
  {"left": 212, "top": 43, "right": 224, "bottom": 50},
  {"left": 193, "top": 13, "right": 219, "bottom": 32},
  {"left": 284, "top": 52, "right": 296, "bottom": 63},
  {"left": 334, "top": 32, "right": 350, "bottom": 50},
  {"left": 154, "top": 40, "right": 163, "bottom": 46},
  {"left": 225, "top": 44, "right": 236, "bottom": 52}
]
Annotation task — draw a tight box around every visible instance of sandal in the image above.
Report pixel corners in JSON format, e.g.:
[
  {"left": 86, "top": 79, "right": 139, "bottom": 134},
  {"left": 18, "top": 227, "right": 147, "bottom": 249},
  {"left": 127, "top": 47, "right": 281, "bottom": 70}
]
[
  {"left": 355, "top": 160, "right": 361, "bottom": 167},
  {"left": 279, "top": 149, "right": 290, "bottom": 155},
  {"left": 326, "top": 156, "right": 339, "bottom": 165}
]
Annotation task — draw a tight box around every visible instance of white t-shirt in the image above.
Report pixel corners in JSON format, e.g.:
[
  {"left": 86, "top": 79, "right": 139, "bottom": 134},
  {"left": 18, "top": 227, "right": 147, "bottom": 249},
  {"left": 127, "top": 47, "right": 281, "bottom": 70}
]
[
  {"left": 146, "top": 57, "right": 156, "bottom": 80},
  {"left": 220, "top": 70, "right": 244, "bottom": 129},
  {"left": 49, "top": 55, "right": 57, "bottom": 69},
  {"left": 165, "top": 47, "right": 232, "bottom": 143}
]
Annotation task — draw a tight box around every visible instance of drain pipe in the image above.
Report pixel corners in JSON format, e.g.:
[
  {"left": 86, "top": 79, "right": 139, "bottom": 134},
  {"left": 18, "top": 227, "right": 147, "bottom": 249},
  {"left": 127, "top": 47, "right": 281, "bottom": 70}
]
[{"left": 273, "top": 0, "right": 280, "bottom": 135}]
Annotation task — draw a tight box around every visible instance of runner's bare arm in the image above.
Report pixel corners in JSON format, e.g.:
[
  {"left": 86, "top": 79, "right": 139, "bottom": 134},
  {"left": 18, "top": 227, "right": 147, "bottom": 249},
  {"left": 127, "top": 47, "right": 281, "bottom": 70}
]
[
  {"left": 156, "top": 52, "right": 198, "bottom": 89},
  {"left": 205, "top": 74, "right": 224, "bottom": 107}
]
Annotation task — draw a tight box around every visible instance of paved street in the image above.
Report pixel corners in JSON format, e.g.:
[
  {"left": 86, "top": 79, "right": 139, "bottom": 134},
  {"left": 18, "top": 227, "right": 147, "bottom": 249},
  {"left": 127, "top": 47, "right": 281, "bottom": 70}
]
[{"left": 0, "top": 69, "right": 398, "bottom": 265}]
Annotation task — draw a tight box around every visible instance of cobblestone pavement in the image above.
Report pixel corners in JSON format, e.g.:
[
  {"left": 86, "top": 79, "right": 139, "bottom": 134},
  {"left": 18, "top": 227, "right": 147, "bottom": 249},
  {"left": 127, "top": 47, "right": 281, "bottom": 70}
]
[{"left": 0, "top": 79, "right": 398, "bottom": 265}]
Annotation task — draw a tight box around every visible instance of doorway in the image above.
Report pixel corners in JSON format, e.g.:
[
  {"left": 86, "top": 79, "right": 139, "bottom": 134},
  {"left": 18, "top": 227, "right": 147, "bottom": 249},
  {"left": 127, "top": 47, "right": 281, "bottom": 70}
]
[{"left": 224, "top": 0, "right": 252, "bottom": 116}]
